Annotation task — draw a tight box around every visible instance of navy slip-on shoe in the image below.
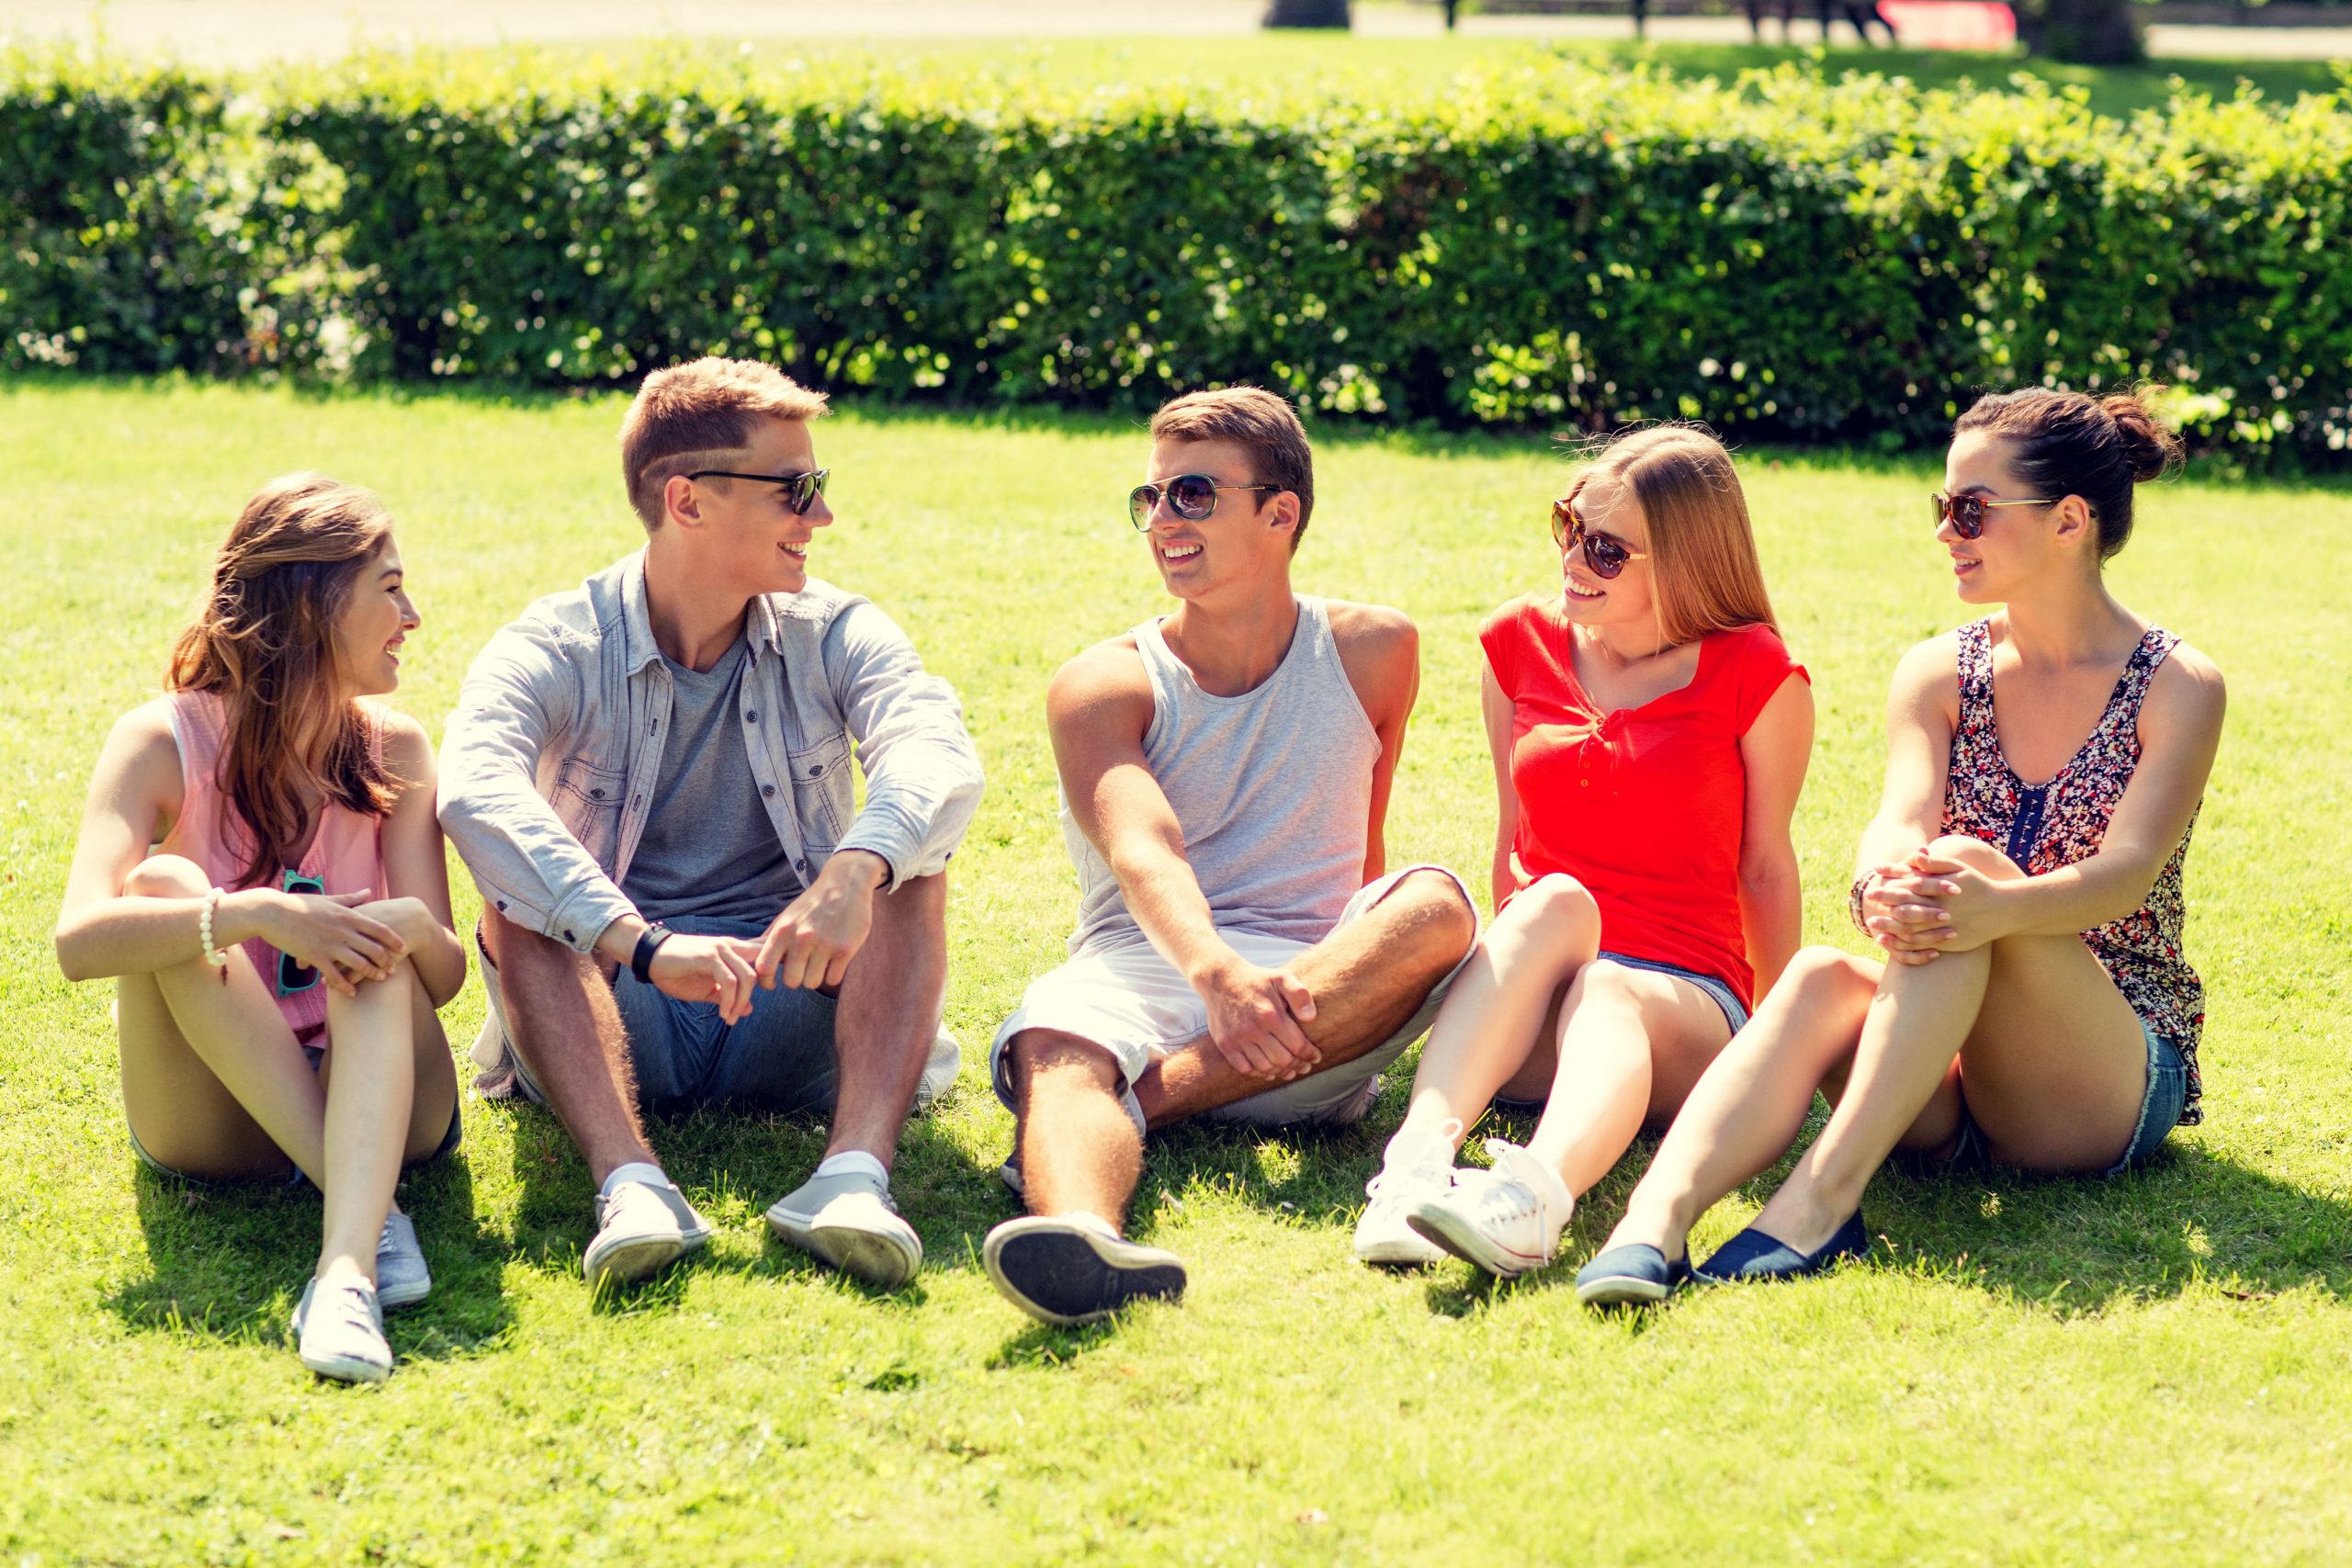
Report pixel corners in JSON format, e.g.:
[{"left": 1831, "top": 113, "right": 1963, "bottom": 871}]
[
  {"left": 1574, "top": 1244, "right": 1692, "bottom": 1307},
  {"left": 1693, "top": 1210, "right": 1870, "bottom": 1283}
]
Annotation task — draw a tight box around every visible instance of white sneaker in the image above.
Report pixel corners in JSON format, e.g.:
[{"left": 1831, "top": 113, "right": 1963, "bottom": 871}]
[
  {"left": 582, "top": 1177, "right": 712, "bottom": 1288},
  {"left": 1407, "top": 1137, "right": 1573, "bottom": 1280},
  {"left": 375, "top": 1212, "right": 430, "bottom": 1311},
  {"left": 1351, "top": 1119, "right": 1462, "bottom": 1268},
  {"left": 913, "top": 1027, "right": 962, "bottom": 1111},
  {"left": 765, "top": 1167, "right": 922, "bottom": 1290},
  {"left": 292, "top": 1276, "right": 391, "bottom": 1383}
]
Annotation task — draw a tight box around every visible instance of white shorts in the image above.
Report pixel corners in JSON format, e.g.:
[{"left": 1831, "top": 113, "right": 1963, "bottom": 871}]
[{"left": 989, "top": 864, "right": 1476, "bottom": 1129}]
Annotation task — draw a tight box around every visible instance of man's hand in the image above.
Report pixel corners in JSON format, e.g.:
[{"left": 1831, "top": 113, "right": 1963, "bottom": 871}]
[
  {"left": 647, "top": 934, "right": 763, "bottom": 1024},
  {"left": 1195, "top": 955, "right": 1320, "bottom": 1081},
  {"left": 756, "top": 850, "right": 888, "bottom": 991}
]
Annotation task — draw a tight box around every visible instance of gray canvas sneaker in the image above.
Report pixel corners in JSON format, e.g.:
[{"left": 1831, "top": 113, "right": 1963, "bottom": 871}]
[
  {"left": 292, "top": 1276, "right": 391, "bottom": 1383},
  {"left": 375, "top": 1211, "right": 431, "bottom": 1310},
  {"left": 765, "top": 1166, "right": 922, "bottom": 1290},
  {"left": 583, "top": 1177, "right": 713, "bottom": 1289}
]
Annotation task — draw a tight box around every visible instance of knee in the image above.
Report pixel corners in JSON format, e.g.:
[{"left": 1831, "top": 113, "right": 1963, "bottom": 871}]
[
  {"left": 1392, "top": 868, "right": 1477, "bottom": 958},
  {"left": 1006, "top": 1029, "right": 1119, "bottom": 1101},
  {"left": 1782, "top": 944, "right": 1871, "bottom": 1000},
  {"left": 873, "top": 870, "right": 948, "bottom": 940},
  {"left": 121, "top": 854, "right": 211, "bottom": 900},
  {"left": 1514, "top": 873, "right": 1598, "bottom": 931},
  {"left": 1922, "top": 835, "right": 2018, "bottom": 877}
]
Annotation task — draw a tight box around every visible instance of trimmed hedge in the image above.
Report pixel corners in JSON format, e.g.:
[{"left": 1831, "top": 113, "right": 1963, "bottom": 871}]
[{"left": 6, "top": 48, "right": 2349, "bottom": 458}]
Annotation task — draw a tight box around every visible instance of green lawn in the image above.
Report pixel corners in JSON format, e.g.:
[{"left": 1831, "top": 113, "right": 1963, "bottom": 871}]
[{"left": 2, "top": 378, "right": 2347, "bottom": 1564}]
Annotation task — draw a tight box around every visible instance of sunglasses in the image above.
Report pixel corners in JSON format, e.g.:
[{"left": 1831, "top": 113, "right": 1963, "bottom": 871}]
[
  {"left": 277, "top": 869, "right": 325, "bottom": 998},
  {"left": 685, "top": 468, "right": 831, "bottom": 515},
  {"left": 1127, "top": 473, "right": 1283, "bottom": 532},
  {"left": 1932, "top": 490, "right": 2059, "bottom": 540},
  {"left": 1549, "top": 497, "right": 1650, "bottom": 581}
]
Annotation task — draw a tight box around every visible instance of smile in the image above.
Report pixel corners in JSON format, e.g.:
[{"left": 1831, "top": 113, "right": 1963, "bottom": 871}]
[
  {"left": 1159, "top": 542, "right": 1203, "bottom": 562},
  {"left": 1565, "top": 578, "right": 1605, "bottom": 601},
  {"left": 781, "top": 541, "right": 808, "bottom": 558}
]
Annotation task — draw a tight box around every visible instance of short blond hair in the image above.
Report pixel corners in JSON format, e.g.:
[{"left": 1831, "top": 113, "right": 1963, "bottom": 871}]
[
  {"left": 1564, "top": 424, "right": 1776, "bottom": 646},
  {"left": 1149, "top": 386, "right": 1316, "bottom": 553},
  {"left": 619, "top": 356, "right": 830, "bottom": 531}
]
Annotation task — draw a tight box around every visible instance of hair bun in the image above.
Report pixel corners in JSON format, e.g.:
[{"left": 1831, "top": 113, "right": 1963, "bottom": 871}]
[{"left": 2101, "top": 389, "right": 2183, "bottom": 484}]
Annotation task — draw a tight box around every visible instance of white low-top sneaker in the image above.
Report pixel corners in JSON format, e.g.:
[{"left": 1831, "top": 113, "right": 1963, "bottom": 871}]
[
  {"left": 913, "top": 1028, "right": 962, "bottom": 1111},
  {"left": 1407, "top": 1138, "right": 1573, "bottom": 1280},
  {"left": 582, "top": 1177, "right": 712, "bottom": 1289},
  {"left": 1351, "top": 1119, "right": 1463, "bottom": 1269},
  {"left": 765, "top": 1168, "right": 922, "bottom": 1290},
  {"left": 375, "top": 1212, "right": 430, "bottom": 1311},
  {"left": 293, "top": 1276, "right": 391, "bottom": 1383}
]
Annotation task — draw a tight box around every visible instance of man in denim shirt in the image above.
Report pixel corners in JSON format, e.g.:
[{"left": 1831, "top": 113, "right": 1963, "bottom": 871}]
[{"left": 439, "top": 357, "right": 984, "bottom": 1292}]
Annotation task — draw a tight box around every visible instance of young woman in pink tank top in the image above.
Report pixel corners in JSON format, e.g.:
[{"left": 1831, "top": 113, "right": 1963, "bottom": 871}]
[
  {"left": 54, "top": 474, "right": 468, "bottom": 1382},
  {"left": 1581, "top": 387, "right": 2226, "bottom": 1303}
]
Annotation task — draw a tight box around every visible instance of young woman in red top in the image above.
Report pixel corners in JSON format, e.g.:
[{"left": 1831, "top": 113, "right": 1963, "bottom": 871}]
[
  {"left": 1352, "top": 424, "right": 1815, "bottom": 1276},
  {"left": 1578, "top": 389, "right": 2222, "bottom": 1304}
]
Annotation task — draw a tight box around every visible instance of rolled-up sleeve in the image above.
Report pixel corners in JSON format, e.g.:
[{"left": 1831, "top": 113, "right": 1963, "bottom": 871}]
[
  {"left": 436, "top": 622, "right": 634, "bottom": 952},
  {"left": 826, "top": 601, "right": 985, "bottom": 888}
]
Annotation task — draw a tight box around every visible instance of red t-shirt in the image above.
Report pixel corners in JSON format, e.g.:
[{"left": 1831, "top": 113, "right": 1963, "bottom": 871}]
[{"left": 1479, "top": 596, "right": 1807, "bottom": 1008}]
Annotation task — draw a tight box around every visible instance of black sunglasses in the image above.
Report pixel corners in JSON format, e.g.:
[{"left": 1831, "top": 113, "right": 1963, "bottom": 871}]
[
  {"left": 276, "top": 869, "right": 325, "bottom": 998},
  {"left": 1932, "top": 490, "right": 2058, "bottom": 540},
  {"left": 685, "top": 468, "right": 830, "bottom": 515},
  {"left": 1127, "top": 473, "right": 1282, "bottom": 532},
  {"left": 1549, "top": 496, "right": 1650, "bottom": 581}
]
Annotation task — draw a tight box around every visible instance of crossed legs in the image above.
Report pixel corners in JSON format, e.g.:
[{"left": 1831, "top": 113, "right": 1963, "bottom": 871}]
[
  {"left": 1607, "top": 837, "right": 2151, "bottom": 1265},
  {"left": 1004, "top": 868, "right": 1477, "bottom": 1229}
]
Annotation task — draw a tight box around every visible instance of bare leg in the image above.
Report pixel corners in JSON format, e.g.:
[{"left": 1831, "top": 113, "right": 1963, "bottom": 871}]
[
  {"left": 1385, "top": 874, "right": 1600, "bottom": 1156},
  {"left": 1525, "top": 961, "right": 1733, "bottom": 1200},
  {"left": 1606, "top": 946, "right": 1881, "bottom": 1262},
  {"left": 313, "top": 972, "right": 413, "bottom": 1287},
  {"left": 1008, "top": 1030, "right": 1142, "bottom": 1224},
  {"left": 1131, "top": 869, "right": 1477, "bottom": 1126},
  {"left": 481, "top": 907, "right": 651, "bottom": 1186},
  {"left": 823, "top": 873, "right": 948, "bottom": 1173}
]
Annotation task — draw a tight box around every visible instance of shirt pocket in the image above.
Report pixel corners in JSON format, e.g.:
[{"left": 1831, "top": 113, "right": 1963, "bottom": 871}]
[
  {"left": 552, "top": 754, "right": 628, "bottom": 864},
  {"left": 786, "top": 732, "right": 852, "bottom": 852}
]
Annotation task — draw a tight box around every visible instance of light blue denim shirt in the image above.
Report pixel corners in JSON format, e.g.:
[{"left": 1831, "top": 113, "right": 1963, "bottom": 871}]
[{"left": 437, "top": 550, "right": 984, "bottom": 953}]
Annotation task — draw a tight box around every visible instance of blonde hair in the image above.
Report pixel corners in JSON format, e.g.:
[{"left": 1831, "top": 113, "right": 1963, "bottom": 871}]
[
  {"left": 168, "top": 473, "right": 401, "bottom": 890},
  {"left": 619, "top": 356, "right": 831, "bottom": 531},
  {"left": 1563, "top": 423, "right": 1776, "bottom": 646}
]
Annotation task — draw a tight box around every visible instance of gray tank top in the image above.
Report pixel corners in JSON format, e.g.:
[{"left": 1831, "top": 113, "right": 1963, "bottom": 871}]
[{"left": 1064, "top": 596, "right": 1381, "bottom": 955}]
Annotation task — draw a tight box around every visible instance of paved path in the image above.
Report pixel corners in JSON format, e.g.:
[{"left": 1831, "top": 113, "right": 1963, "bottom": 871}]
[{"left": 2, "top": 0, "right": 2345, "bottom": 63}]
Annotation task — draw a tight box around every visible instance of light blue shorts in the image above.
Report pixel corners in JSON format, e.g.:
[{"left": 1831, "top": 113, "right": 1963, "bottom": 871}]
[{"left": 1907, "top": 1018, "right": 2188, "bottom": 1177}]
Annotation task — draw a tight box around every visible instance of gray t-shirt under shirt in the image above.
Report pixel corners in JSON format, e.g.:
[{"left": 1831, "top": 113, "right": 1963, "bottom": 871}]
[{"left": 621, "top": 634, "right": 805, "bottom": 925}]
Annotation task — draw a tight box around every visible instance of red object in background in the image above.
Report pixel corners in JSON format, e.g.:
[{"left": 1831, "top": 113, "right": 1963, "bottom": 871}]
[{"left": 1878, "top": 0, "right": 2018, "bottom": 47}]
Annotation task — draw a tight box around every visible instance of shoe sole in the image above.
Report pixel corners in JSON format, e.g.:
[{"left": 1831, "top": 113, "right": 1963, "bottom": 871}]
[
  {"left": 375, "top": 1276, "right": 431, "bottom": 1312},
  {"left": 1575, "top": 1272, "right": 1677, "bottom": 1307},
  {"left": 1406, "top": 1206, "right": 1547, "bottom": 1280},
  {"left": 983, "top": 1219, "right": 1186, "bottom": 1327},
  {"left": 582, "top": 1227, "right": 709, "bottom": 1288},
  {"left": 300, "top": 1348, "right": 391, "bottom": 1383},
  {"left": 765, "top": 1206, "right": 922, "bottom": 1291},
  {"left": 1352, "top": 1228, "right": 1446, "bottom": 1269}
]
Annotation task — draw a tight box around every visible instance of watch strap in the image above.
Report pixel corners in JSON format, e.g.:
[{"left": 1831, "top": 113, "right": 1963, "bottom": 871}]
[{"left": 630, "top": 922, "right": 675, "bottom": 985}]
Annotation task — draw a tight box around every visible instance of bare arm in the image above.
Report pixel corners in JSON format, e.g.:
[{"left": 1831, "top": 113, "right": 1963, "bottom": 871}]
[
  {"left": 1735, "top": 671, "right": 1815, "bottom": 999},
  {"left": 369, "top": 713, "right": 468, "bottom": 1008},
  {"left": 1480, "top": 660, "right": 1521, "bottom": 911},
  {"left": 1327, "top": 603, "right": 1421, "bottom": 886},
  {"left": 1048, "top": 639, "right": 1316, "bottom": 1079}
]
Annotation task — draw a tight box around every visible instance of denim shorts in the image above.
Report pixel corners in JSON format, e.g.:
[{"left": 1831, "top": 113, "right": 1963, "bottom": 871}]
[
  {"left": 128, "top": 1043, "right": 464, "bottom": 1187},
  {"left": 497, "top": 916, "right": 840, "bottom": 1113},
  {"left": 1913, "top": 1018, "right": 2188, "bottom": 1177},
  {"left": 1489, "top": 949, "right": 1747, "bottom": 1116}
]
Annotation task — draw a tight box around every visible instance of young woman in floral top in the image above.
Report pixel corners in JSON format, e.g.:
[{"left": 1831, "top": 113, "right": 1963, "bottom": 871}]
[{"left": 1577, "top": 387, "right": 2226, "bottom": 1303}]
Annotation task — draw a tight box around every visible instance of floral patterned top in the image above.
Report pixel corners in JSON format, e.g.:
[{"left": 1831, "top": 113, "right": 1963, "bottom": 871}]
[{"left": 1941, "top": 618, "right": 2205, "bottom": 1124}]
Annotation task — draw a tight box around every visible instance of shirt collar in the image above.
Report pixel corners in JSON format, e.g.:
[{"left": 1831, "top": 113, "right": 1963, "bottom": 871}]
[{"left": 621, "top": 547, "right": 788, "bottom": 673}]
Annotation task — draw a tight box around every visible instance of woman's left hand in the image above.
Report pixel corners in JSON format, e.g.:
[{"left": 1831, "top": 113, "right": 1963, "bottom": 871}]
[{"left": 1871, "top": 848, "right": 2016, "bottom": 955}]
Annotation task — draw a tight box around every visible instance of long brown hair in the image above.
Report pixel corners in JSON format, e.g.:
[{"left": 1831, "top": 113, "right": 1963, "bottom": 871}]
[
  {"left": 1564, "top": 423, "right": 1777, "bottom": 646},
  {"left": 167, "top": 473, "right": 401, "bottom": 890}
]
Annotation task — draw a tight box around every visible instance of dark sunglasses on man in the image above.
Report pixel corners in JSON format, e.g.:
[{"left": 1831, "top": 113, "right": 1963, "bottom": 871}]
[
  {"left": 1549, "top": 495, "right": 1650, "bottom": 581},
  {"left": 1931, "top": 490, "right": 2060, "bottom": 540},
  {"left": 1127, "top": 473, "right": 1283, "bottom": 532},
  {"left": 685, "top": 468, "right": 831, "bottom": 515}
]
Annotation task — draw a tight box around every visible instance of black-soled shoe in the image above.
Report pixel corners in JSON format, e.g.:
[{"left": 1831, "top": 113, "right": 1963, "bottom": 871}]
[{"left": 982, "top": 1214, "right": 1186, "bottom": 1327}]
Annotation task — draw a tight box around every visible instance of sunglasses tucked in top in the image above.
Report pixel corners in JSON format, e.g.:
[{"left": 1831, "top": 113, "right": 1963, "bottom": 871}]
[
  {"left": 277, "top": 869, "right": 326, "bottom": 997},
  {"left": 1549, "top": 496, "right": 1650, "bottom": 581},
  {"left": 1128, "top": 473, "right": 1282, "bottom": 532},
  {"left": 686, "top": 468, "right": 831, "bottom": 515},
  {"left": 1932, "top": 490, "right": 2059, "bottom": 540}
]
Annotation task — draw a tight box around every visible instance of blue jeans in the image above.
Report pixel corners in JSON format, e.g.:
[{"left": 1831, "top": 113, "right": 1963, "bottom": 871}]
[
  {"left": 1913, "top": 1019, "right": 2188, "bottom": 1177},
  {"left": 503, "top": 916, "right": 839, "bottom": 1112}
]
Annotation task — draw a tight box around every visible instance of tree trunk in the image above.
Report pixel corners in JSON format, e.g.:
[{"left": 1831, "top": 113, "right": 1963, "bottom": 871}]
[
  {"left": 1263, "top": 0, "right": 1353, "bottom": 28},
  {"left": 2018, "top": 0, "right": 2143, "bottom": 62}
]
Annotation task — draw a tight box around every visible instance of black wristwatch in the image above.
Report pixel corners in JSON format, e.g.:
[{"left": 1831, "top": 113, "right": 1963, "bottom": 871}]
[{"left": 630, "top": 921, "right": 675, "bottom": 985}]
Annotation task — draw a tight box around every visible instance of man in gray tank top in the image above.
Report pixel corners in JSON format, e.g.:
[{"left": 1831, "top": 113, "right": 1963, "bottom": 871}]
[{"left": 981, "top": 388, "right": 1479, "bottom": 1327}]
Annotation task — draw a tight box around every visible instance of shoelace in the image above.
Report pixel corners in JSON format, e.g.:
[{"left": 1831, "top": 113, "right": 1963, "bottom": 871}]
[
  {"left": 1458, "top": 1140, "right": 1547, "bottom": 1224},
  {"left": 309, "top": 1280, "right": 382, "bottom": 1338}
]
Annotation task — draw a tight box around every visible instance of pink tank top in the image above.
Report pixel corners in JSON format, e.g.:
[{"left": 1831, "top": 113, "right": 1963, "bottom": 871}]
[{"left": 153, "top": 690, "right": 389, "bottom": 1037}]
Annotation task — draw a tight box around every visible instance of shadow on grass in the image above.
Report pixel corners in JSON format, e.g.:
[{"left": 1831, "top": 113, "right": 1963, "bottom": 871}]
[{"left": 105, "top": 1144, "right": 516, "bottom": 1359}]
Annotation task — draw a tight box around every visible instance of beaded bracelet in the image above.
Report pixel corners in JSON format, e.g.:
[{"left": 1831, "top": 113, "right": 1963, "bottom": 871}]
[
  {"left": 1848, "top": 871, "right": 1881, "bottom": 939},
  {"left": 199, "top": 886, "right": 230, "bottom": 967}
]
